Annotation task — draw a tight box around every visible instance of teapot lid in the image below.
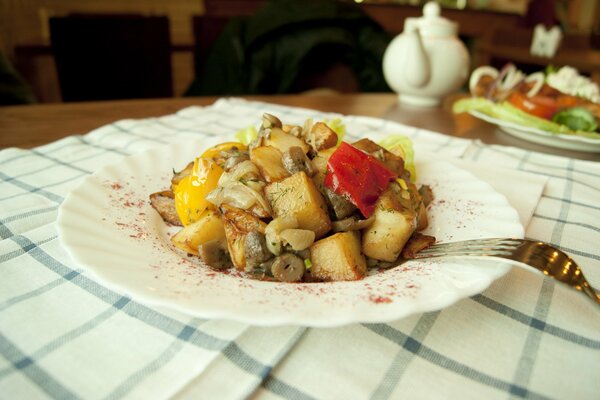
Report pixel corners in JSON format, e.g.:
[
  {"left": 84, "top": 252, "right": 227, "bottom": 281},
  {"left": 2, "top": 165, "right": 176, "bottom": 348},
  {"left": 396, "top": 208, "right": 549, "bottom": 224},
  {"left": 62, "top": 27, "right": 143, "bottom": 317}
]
[{"left": 404, "top": 1, "right": 458, "bottom": 37}]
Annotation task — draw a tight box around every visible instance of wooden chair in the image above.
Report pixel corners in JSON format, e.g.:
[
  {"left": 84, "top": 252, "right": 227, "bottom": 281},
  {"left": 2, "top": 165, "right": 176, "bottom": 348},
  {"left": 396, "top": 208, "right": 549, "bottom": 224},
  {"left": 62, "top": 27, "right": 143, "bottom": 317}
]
[{"left": 50, "top": 14, "right": 173, "bottom": 102}]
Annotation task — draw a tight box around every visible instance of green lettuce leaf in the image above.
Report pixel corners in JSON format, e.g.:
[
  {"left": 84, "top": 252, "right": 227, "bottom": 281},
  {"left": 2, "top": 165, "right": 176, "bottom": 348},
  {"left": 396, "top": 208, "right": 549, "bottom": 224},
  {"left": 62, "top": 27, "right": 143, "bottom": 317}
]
[
  {"left": 323, "top": 118, "right": 346, "bottom": 144},
  {"left": 453, "top": 97, "right": 600, "bottom": 139},
  {"left": 378, "top": 135, "right": 416, "bottom": 181},
  {"left": 234, "top": 125, "right": 258, "bottom": 145},
  {"left": 552, "top": 108, "right": 598, "bottom": 132}
]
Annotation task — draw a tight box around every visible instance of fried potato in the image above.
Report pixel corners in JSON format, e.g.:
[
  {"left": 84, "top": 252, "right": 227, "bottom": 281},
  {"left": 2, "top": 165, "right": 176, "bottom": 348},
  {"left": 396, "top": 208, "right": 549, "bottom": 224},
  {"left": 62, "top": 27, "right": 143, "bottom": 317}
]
[
  {"left": 265, "top": 127, "right": 310, "bottom": 154},
  {"left": 265, "top": 172, "right": 331, "bottom": 239},
  {"left": 250, "top": 145, "right": 290, "bottom": 183},
  {"left": 171, "top": 209, "right": 225, "bottom": 255},
  {"left": 306, "top": 122, "right": 338, "bottom": 152},
  {"left": 310, "top": 231, "right": 366, "bottom": 281},
  {"left": 362, "top": 185, "right": 417, "bottom": 262}
]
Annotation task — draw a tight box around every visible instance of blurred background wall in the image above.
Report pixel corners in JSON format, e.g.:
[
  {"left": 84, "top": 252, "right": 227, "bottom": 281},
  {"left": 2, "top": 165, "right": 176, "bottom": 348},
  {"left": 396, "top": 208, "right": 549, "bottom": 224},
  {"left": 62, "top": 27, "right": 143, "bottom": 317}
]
[{"left": 1, "top": 0, "right": 598, "bottom": 104}]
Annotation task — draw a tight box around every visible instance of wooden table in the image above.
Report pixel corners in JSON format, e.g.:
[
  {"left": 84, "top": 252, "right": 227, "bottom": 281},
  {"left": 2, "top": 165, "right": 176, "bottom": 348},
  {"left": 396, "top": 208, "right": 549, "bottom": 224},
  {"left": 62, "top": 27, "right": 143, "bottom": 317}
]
[{"left": 1, "top": 93, "right": 599, "bottom": 161}]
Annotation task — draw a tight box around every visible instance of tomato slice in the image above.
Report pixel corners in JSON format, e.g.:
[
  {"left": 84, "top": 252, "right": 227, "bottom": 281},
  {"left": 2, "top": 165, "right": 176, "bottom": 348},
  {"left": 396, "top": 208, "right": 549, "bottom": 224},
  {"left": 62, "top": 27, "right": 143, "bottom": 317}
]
[{"left": 508, "top": 92, "right": 559, "bottom": 120}]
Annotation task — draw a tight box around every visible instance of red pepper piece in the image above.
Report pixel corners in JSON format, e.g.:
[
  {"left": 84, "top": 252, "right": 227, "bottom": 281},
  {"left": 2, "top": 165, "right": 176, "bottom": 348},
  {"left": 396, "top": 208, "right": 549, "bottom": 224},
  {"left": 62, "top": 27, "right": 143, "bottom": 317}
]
[{"left": 323, "top": 142, "right": 397, "bottom": 218}]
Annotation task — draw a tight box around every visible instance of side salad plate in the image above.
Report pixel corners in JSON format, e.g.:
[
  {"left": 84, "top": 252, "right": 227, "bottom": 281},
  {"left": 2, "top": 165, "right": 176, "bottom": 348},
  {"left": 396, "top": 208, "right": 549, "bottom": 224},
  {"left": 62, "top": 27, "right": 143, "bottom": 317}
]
[
  {"left": 57, "top": 139, "right": 523, "bottom": 327},
  {"left": 471, "top": 110, "right": 600, "bottom": 153}
]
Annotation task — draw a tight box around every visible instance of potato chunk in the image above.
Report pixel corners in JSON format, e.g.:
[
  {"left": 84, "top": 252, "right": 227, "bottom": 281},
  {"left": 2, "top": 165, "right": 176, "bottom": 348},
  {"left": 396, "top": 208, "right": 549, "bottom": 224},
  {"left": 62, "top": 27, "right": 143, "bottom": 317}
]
[
  {"left": 310, "top": 231, "right": 366, "bottom": 281},
  {"left": 171, "top": 209, "right": 225, "bottom": 255},
  {"left": 264, "top": 127, "right": 310, "bottom": 154},
  {"left": 220, "top": 205, "right": 267, "bottom": 271},
  {"left": 250, "top": 146, "right": 290, "bottom": 183},
  {"left": 265, "top": 172, "right": 331, "bottom": 238},
  {"left": 306, "top": 122, "right": 338, "bottom": 152},
  {"left": 362, "top": 185, "right": 417, "bottom": 262}
]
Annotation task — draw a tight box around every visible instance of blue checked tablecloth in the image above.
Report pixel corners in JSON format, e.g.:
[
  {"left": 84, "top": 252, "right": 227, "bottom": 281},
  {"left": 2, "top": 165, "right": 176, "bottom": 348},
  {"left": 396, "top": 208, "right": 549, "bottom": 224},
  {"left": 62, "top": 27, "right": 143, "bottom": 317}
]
[{"left": 0, "top": 98, "right": 599, "bottom": 399}]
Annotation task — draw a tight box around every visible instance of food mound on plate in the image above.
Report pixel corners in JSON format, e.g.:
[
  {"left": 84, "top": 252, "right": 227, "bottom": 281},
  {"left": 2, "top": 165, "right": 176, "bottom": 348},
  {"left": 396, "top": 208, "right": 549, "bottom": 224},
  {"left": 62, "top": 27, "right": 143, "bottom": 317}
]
[
  {"left": 150, "top": 114, "right": 435, "bottom": 283},
  {"left": 454, "top": 64, "right": 600, "bottom": 137}
]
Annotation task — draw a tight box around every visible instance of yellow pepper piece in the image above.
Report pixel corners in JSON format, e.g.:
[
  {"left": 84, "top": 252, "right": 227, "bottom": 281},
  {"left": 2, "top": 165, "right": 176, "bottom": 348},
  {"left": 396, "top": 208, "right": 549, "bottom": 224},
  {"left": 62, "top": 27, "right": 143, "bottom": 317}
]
[
  {"left": 174, "top": 158, "right": 223, "bottom": 226},
  {"left": 201, "top": 142, "right": 247, "bottom": 160}
]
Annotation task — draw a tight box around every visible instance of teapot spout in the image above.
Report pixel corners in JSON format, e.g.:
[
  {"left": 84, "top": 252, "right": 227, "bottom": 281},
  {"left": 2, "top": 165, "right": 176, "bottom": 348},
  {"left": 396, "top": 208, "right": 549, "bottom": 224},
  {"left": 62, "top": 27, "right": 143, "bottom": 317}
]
[{"left": 402, "top": 27, "right": 431, "bottom": 88}]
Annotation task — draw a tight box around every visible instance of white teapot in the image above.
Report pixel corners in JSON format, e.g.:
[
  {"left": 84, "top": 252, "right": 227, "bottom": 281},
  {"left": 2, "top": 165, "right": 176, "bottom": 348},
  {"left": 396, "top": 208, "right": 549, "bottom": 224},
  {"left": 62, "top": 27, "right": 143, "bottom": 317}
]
[{"left": 382, "top": 1, "right": 470, "bottom": 107}]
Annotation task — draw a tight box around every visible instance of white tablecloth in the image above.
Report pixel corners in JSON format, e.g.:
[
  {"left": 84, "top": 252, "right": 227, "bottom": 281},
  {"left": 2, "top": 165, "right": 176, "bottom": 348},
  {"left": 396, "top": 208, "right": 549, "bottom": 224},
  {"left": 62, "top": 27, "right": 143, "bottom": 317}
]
[{"left": 1, "top": 98, "right": 598, "bottom": 399}]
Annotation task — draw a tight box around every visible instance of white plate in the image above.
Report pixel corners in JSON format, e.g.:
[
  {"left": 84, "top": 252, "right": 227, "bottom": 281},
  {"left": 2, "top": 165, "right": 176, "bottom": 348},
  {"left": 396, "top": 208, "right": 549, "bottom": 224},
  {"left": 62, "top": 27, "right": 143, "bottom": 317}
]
[
  {"left": 470, "top": 110, "right": 600, "bottom": 153},
  {"left": 57, "top": 140, "right": 523, "bottom": 327}
]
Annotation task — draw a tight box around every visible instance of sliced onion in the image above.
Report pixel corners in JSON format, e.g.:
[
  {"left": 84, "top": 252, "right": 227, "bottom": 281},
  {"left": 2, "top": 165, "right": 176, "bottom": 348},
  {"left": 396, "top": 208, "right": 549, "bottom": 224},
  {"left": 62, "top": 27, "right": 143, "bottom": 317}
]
[
  {"left": 221, "top": 159, "right": 265, "bottom": 191},
  {"left": 301, "top": 118, "right": 313, "bottom": 140},
  {"left": 280, "top": 229, "right": 315, "bottom": 251},
  {"left": 265, "top": 216, "right": 298, "bottom": 255},
  {"left": 524, "top": 72, "right": 545, "bottom": 97},
  {"left": 469, "top": 66, "right": 498, "bottom": 95},
  {"left": 486, "top": 63, "right": 525, "bottom": 101},
  {"left": 218, "top": 160, "right": 260, "bottom": 186},
  {"left": 206, "top": 181, "right": 271, "bottom": 214},
  {"left": 205, "top": 184, "right": 254, "bottom": 209},
  {"left": 499, "top": 64, "right": 525, "bottom": 91}
]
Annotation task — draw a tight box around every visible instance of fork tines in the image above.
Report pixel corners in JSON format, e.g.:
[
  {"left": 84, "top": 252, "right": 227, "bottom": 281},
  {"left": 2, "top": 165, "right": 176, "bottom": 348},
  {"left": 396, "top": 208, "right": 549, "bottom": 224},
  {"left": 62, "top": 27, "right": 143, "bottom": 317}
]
[{"left": 413, "top": 238, "right": 521, "bottom": 258}]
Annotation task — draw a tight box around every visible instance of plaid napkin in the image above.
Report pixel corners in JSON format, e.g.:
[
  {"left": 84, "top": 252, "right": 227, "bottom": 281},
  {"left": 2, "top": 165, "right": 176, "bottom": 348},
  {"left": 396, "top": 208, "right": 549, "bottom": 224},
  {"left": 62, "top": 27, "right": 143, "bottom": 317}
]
[{"left": 1, "top": 98, "right": 598, "bottom": 399}]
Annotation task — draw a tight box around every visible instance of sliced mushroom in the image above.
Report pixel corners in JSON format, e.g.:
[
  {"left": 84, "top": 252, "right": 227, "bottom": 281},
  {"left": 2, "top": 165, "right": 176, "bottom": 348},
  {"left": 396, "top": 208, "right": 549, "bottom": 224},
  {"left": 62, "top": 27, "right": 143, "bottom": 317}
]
[
  {"left": 262, "top": 113, "right": 282, "bottom": 130},
  {"left": 418, "top": 185, "right": 434, "bottom": 207},
  {"left": 282, "top": 146, "right": 315, "bottom": 176},
  {"left": 325, "top": 188, "right": 357, "bottom": 220},
  {"left": 149, "top": 190, "right": 182, "bottom": 226},
  {"left": 271, "top": 253, "right": 305, "bottom": 282},
  {"left": 251, "top": 114, "right": 283, "bottom": 150},
  {"left": 244, "top": 231, "right": 273, "bottom": 271},
  {"left": 293, "top": 248, "right": 310, "bottom": 261},
  {"left": 223, "top": 152, "right": 250, "bottom": 171},
  {"left": 248, "top": 257, "right": 274, "bottom": 280},
  {"left": 352, "top": 138, "right": 405, "bottom": 175},
  {"left": 331, "top": 215, "right": 375, "bottom": 233},
  {"left": 401, "top": 233, "right": 436, "bottom": 259},
  {"left": 198, "top": 239, "right": 231, "bottom": 270}
]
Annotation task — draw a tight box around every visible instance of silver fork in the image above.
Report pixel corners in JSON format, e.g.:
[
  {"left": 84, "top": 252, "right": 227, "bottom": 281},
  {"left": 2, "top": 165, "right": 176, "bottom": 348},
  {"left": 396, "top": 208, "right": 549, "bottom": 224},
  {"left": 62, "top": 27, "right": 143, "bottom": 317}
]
[{"left": 410, "top": 238, "right": 600, "bottom": 306}]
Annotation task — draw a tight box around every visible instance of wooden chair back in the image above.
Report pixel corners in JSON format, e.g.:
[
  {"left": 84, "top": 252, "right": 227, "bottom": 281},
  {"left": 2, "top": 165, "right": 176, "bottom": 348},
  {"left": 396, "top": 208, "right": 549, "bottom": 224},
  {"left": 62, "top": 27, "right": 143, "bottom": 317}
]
[{"left": 50, "top": 14, "right": 173, "bottom": 102}]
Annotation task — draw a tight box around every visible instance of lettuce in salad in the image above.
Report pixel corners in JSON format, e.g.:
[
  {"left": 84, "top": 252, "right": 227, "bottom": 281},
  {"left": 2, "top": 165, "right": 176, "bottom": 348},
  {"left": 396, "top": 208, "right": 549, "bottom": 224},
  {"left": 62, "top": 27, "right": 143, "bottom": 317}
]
[
  {"left": 378, "top": 135, "right": 417, "bottom": 181},
  {"left": 234, "top": 125, "right": 258, "bottom": 145},
  {"left": 323, "top": 118, "right": 346, "bottom": 144},
  {"left": 236, "top": 119, "right": 418, "bottom": 181},
  {"left": 453, "top": 97, "right": 600, "bottom": 139}
]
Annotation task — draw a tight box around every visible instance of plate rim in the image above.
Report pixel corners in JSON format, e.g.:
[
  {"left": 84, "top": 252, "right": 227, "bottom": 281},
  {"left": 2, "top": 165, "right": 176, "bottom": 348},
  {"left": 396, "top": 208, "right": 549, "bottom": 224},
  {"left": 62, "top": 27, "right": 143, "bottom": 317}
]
[{"left": 469, "top": 110, "right": 600, "bottom": 151}]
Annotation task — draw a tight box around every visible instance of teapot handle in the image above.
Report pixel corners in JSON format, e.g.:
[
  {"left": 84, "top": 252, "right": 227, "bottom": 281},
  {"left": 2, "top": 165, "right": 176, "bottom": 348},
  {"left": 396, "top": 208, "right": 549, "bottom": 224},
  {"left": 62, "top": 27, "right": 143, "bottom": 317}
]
[{"left": 402, "top": 26, "right": 431, "bottom": 88}]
